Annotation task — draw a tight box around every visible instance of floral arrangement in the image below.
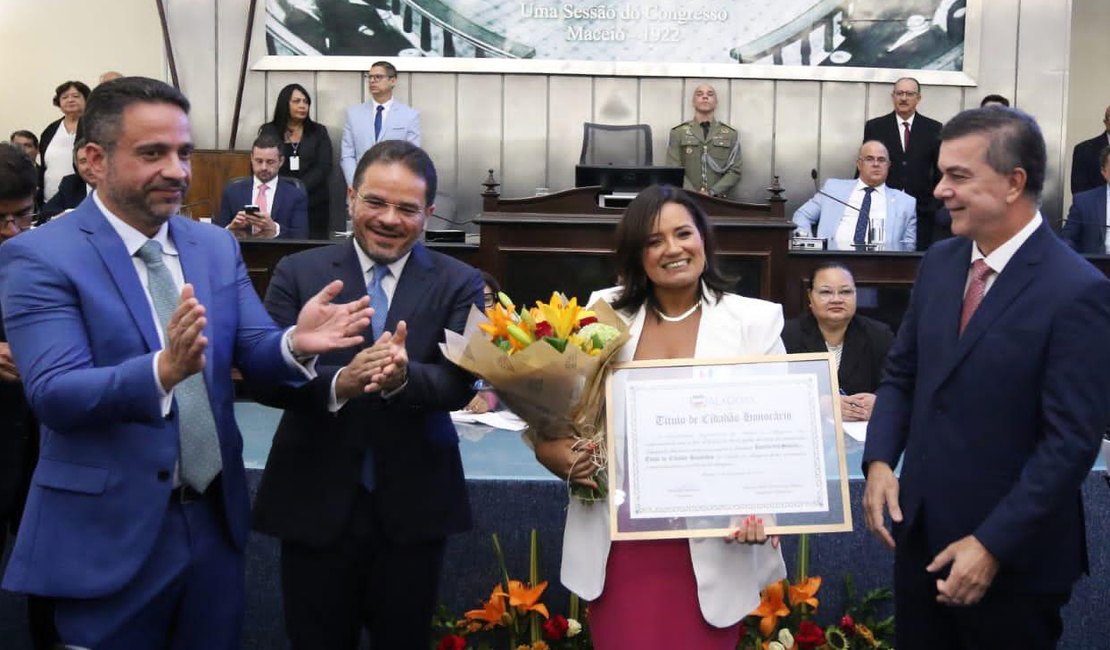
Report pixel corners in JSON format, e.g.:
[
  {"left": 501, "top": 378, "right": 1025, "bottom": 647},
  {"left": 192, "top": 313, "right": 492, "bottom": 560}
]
[
  {"left": 737, "top": 536, "right": 894, "bottom": 650},
  {"left": 433, "top": 531, "right": 591, "bottom": 650},
  {"left": 441, "top": 292, "right": 630, "bottom": 501}
]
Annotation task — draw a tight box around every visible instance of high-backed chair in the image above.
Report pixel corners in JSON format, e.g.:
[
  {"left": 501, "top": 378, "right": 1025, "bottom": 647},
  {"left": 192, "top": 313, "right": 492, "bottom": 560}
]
[{"left": 579, "top": 123, "right": 653, "bottom": 166}]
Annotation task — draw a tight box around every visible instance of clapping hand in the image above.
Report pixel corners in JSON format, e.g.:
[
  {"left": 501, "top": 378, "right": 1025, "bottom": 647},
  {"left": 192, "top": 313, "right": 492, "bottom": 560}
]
[
  {"left": 156, "top": 284, "right": 208, "bottom": 390},
  {"left": 0, "top": 342, "right": 20, "bottom": 382},
  {"left": 290, "top": 280, "right": 372, "bottom": 356}
]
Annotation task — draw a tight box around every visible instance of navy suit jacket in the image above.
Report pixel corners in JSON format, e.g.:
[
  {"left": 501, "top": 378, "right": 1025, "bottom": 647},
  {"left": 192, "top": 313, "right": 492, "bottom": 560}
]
[
  {"left": 863, "top": 221, "right": 1110, "bottom": 593},
  {"left": 1070, "top": 133, "right": 1108, "bottom": 195},
  {"left": 215, "top": 177, "right": 308, "bottom": 239},
  {"left": 1062, "top": 184, "right": 1107, "bottom": 254},
  {"left": 0, "top": 202, "right": 304, "bottom": 598},
  {"left": 40, "top": 173, "right": 88, "bottom": 216},
  {"left": 251, "top": 240, "right": 481, "bottom": 547}
]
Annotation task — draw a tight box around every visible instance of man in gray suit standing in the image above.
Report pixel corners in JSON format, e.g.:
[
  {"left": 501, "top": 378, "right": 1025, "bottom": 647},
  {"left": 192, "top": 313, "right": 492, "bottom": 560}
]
[{"left": 340, "top": 61, "right": 421, "bottom": 187}]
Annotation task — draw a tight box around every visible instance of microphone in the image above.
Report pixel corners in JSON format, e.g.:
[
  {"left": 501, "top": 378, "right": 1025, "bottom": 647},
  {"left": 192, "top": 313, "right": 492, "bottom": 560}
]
[{"left": 811, "top": 168, "right": 859, "bottom": 213}]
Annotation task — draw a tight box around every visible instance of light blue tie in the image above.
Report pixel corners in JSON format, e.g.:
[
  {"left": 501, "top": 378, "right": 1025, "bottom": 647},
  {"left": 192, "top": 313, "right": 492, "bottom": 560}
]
[
  {"left": 136, "top": 240, "right": 222, "bottom": 492},
  {"left": 361, "top": 264, "right": 391, "bottom": 490}
]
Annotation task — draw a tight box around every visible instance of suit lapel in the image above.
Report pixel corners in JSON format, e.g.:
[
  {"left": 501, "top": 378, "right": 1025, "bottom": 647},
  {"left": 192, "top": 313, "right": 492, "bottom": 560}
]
[
  {"left": 333, "top": 240, "right": 374, "bottom": 347},
  {"left": 170, "top": 218, "right": 216, "bottom": 387},
  {"left": 80, "top": 207, "right": 161, "bottom": 353},
  {"left": 389, "top": 243, "right": 433, "bottom": 332},
  {"left": 1094, "top": 190, "right": 1108, "bottom": 252}
]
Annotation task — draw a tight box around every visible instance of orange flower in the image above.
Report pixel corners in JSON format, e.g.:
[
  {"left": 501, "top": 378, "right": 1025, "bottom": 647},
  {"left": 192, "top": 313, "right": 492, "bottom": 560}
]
[
  {"left": 751, "top": 580, "right": 790, "bottom": 637},
  {"left": 463, "top": 586, "right": 510, "bottom": 629},
  {"left": 505, "top": 579, "right": 550, "bottom": 618},
  {"left": 788, "top": 576, "right": 822, "bottom": 611}
]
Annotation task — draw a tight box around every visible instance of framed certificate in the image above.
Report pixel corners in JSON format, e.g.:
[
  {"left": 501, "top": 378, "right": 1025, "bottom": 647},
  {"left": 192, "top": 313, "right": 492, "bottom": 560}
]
[{"left": 605, "top": 353, "right": 852, "bottom": 540}]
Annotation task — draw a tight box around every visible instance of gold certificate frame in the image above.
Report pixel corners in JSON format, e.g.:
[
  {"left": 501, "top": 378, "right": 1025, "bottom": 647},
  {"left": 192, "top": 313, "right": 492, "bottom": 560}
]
[{"left": 605, "top": 352, "right": 852, "bottom": 540}]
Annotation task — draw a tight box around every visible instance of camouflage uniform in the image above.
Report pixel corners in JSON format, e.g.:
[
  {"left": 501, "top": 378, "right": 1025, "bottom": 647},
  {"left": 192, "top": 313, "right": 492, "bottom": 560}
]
[{"left": 665, "top": 119, "right": 743, "bottom": 197}]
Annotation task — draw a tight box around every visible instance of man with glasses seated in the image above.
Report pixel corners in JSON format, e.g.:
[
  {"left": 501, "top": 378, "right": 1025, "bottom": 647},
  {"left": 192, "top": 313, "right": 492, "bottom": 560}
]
[
  {"left": 340, "top": 61, "right": 421, "bottom": 188},
  {"left": 863, "top": 77, "right": 942, "bottom": 249},
  {"left": 793, "top": 140, "right": 917, "bottom": 250}
]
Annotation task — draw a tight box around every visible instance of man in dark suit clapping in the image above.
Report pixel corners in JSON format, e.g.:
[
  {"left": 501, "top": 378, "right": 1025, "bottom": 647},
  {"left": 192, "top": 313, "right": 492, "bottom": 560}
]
[
  {"left": 251, "top": 140, "right": 483, "bottom": 649},
  {"left": 862, "top": 77, "right": 942, "bottom": 249}
]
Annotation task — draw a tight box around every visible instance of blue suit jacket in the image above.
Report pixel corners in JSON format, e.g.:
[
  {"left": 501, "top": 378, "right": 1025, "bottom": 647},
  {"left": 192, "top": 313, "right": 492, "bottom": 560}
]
[
  {"left": 215, "top": 177, "right": 308, "bottom": 239},
  {"left": 0, "top": 202, "right": 304, "bottom": 598},
  {"left": 251, "top": 241, "right": 481, "bottom": 547},
  {"left": 1062, "top": 184, "right": 1107, "bottom": 255},
  {"left": 863, "top": 221, "right": 1110, "bottom": 593},
  {"left": 340, "top": 100, "right": 421, "bottom": 186},
  {"left": 792, "top": 178, "right": 917, "bottom": 249}
]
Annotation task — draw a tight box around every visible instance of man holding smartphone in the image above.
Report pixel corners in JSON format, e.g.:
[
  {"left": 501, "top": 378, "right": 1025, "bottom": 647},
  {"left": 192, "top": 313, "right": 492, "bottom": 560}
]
[{"left": 216, "top": 133, "right": 308, "bottom": 239}]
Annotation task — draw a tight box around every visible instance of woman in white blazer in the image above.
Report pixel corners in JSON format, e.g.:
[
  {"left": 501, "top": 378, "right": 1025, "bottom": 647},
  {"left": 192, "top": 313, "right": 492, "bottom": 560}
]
[{"left": 534, "top": 186, "right": 787, "bottom": 648}]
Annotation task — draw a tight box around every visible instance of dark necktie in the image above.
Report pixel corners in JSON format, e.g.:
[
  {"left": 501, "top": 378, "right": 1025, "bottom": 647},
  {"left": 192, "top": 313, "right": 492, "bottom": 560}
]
[
  {"left": 853, "top": 187, "right": 875, "bottom": 245},
  {"left": 374, "top": 105, "right": 384, "bottom": 141},
  {"left": 902, "top": 121, "right": 911, "bottom": 151},
  {"left": 700, "top": 121, "right": 710, "bottom": 138},
  {"left": 135, "top": 240, "right": 222, "bottom": 492},
  {"left": 959, "top": 259, "right": 994, "bottom": 335},
  {"left": 361, "top": 264, "right": 391, "bottom": 490}
]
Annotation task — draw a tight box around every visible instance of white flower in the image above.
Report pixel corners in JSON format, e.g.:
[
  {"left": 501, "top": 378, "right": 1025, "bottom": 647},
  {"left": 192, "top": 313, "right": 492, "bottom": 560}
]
[
  {"left": 768, "top": 642, "right": 786, "bottom": 650},
  {"left": 566, "top": 618, "right": 582, "bottom": 637},
  {"left": 778, "top": 628, "right": 795, "bottom": 647}
]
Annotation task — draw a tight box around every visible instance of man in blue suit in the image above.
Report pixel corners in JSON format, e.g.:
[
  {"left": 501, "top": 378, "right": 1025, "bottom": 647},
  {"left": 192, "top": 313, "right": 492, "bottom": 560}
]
[
  {"left": 0, "top": 76, "right": 372, "bottom": 649},
  {"left": 215, "top": 133, "right": 308, "bottom": 239},
  {"left": 793, "top": 140, "right": 917, "bottom": 250},
  {"left": 340, "top": 61, "right": 421, "bottom": 187},
  {"left": 1062, "top": 143, "right": 1110, "bottom": 255},
  {"left": 251, "top": 140, "right": 481, "bottom": 648},
  {"left": 863, "top": 107, "right": 1110, "bottom": 649}
]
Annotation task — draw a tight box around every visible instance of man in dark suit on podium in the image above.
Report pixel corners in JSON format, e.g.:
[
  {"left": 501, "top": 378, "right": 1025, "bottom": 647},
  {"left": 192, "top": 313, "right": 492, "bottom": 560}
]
[
  {"left": 1063, "top": 144, "right": 1110, "bottom": 254},
  {"left": 215, "top": 133, "right": 308, "bottom": 238},
  {"left": 863, "top": 107, "right": 1110, "bottom": 649},
  {"left": 1069, "top": 105, "right": 1110, "bottom": 195},
  {"left": 251, "top": 140, "right": 482, "bottom": 649},
  {"left": 862, "top": 77, "right": 942, "bottom": 249}
]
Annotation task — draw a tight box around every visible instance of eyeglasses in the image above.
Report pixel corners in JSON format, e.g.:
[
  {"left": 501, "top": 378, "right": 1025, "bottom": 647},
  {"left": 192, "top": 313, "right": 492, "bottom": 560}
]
[
  {"left": 813, "top": 288, "right": 856, "bottom": 300},
  {"left": 859, "top": 156, "right": 890, "bottom": 165},
  {"left": 354, "top": 193, "right": 423, "bottom": 219},
  {"left": 483, "top": 292, "right": 496, "bottom": 308},
  {"left": 365, "top": 74, "right": 394, "bottom": 82},
  {"left": 893, "top": 90, "right": 919, "bottom": 98}
]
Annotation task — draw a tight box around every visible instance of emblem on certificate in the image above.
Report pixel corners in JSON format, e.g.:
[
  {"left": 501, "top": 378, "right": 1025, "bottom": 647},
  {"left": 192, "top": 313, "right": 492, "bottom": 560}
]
[{"left": 605, "top": 353, "right": 853, "bottom": 539}]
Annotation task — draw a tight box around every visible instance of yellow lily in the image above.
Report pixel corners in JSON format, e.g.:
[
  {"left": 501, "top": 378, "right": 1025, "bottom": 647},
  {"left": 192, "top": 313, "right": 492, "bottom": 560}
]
[{"left": 535, "top": 293, "right": 580, "bottom": 340}]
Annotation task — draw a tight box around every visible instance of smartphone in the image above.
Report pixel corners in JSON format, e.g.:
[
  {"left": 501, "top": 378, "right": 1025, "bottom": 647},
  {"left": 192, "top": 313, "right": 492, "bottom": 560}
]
[{"left": 243, "top": 204, "right": 260, "bottom": 215}]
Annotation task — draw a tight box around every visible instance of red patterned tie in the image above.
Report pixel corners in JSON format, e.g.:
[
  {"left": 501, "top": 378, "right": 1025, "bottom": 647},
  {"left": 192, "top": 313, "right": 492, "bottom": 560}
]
[
  {"left": 902, "top": 121, "right": 911, "bottom": 151},
  {"left": 959, "top": 259, "right": 993, "bottom": 335}
]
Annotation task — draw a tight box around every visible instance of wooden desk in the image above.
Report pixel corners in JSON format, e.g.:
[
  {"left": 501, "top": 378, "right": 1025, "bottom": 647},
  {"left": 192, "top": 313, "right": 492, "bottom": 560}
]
[
  {"left": 184, "top": 150, "right": 251, "bottom": 220},
  {"left": 476, "top": 183, "right": 795, "bottom": 304}
]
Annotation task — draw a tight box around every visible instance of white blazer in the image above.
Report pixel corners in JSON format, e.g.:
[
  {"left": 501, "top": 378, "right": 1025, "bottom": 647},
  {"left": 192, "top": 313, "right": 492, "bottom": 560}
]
[{"left": 561, "top": 286, "right": 788, "bottom": 627}]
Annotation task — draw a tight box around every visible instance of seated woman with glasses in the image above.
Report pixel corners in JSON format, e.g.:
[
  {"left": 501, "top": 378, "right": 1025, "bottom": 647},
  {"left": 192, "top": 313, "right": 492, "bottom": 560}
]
[
  {"left": 464, "top": 271, "right": 502, "bottom": 414},
  {"left": 782, "top": 262, "right": 894, "bottom": 421}
]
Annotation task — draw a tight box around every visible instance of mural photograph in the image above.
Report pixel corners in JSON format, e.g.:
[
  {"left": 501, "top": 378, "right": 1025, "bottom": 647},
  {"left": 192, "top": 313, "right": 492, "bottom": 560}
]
[{"left": 266, "top": 0, "right": 967, "bottom": 72}]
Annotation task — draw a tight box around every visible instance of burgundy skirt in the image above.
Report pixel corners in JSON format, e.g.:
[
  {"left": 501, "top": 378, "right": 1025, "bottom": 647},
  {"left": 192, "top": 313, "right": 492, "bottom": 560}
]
[{"left": 588, "top": 539, "right": 741, "bottom": 649}]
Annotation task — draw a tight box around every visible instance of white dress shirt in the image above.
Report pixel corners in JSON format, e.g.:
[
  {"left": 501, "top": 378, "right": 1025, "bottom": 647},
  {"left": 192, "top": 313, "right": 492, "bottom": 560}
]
[
  {"left": 833, "top": 181, "right": 889, "bottom": 248},
  {"left": 372, "top": 98, "right": 395, "bottom": 141},
  {"left": 895, "top": 112, "right": 917, "bottom": 152}
]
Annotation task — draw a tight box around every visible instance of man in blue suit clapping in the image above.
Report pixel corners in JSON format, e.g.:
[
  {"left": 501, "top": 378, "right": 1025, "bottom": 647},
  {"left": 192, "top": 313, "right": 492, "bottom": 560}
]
[
  {"left": 793, "top": 140, "right": 917, "bottom": 250},
  {"left": 0, "top": 76, "right": 372, "bottom": 649}
]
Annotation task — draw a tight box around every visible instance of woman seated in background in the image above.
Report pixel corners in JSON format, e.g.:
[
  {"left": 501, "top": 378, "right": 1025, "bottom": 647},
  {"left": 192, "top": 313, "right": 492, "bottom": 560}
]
[
  {"left": 782, "top": 262, "right": 894, "bottom": 421},
  {"left": 259, "top": 83, "right": 333, "bottom": 238},
  {"left": 39, "top": 80, "right": 90, "bottom": 204},
  {"left": 465, "top": 271, "right": 502, "bottom": 413},
  {"left": 534, "top": 185, "right": 783, "bottom": 649}
]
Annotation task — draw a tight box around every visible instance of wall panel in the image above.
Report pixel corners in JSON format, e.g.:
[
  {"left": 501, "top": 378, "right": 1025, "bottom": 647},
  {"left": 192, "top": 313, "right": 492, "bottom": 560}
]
[
  {"left": 547, "top": 77, "right": 593, "bottom": 192},
  {"left": 818, "top": 82, "right": 867, "bottom": 181},
  {"left": 455, "top": 75, "right": 503, "bottom": 230},
  {"left": 773, "top": 82, "right": 822, "bottom": 208},
  {"left": 731, "top": 80, "right": 776, "bottom": 203},
  {"left": 502, "top": 75, "right": 550, "bottom": 198},
  {"left": 639, "top": 78, "right": 685, "bottom": 167}
]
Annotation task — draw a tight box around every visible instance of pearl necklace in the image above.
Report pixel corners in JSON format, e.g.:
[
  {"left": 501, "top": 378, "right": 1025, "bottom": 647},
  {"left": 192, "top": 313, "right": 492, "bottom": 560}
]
[{"left": 653, "top": 302, "right": 701, "bottom": 323}]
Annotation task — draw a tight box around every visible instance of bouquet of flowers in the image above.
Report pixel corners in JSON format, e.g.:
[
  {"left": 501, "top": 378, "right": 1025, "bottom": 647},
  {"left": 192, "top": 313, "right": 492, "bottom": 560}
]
[{"left": 441, "top": 292, "right": 629, "bottom": 501}]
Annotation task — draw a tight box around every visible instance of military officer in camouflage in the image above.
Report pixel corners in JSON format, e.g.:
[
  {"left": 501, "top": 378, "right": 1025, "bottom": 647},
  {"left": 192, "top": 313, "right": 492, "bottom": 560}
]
[{"left": 666, "top": 84, "right": 743, "bottom": 197}]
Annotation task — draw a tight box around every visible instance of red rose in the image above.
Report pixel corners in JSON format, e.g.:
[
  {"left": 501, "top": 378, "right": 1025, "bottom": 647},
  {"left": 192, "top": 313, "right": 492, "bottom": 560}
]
[
  {"left": 578, "top": 315, "right": 598, "bottom": 327},
  {"left": 795, "top": 620, "right": 826, "bottom": 649},
  {"left": 839, "top": 614, "right": 855, "bottom": 633},
  {"left": 543, "top": 614, "right": 569, "bottom": 640},
  {"left": 437, "top": 634, "right": 467, "bottom": 650},
  {"left": 535, "top": 321, "right": 554, "bottom": 338}
]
